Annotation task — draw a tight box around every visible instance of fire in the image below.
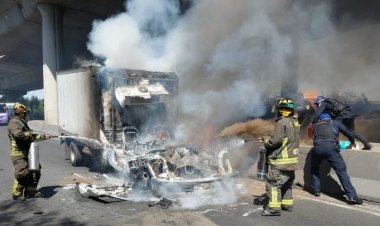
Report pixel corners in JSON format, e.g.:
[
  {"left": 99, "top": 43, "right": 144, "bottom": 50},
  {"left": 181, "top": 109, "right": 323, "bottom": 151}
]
[{"left": 303, "top": 89, "right": 321, "bottom": 104}]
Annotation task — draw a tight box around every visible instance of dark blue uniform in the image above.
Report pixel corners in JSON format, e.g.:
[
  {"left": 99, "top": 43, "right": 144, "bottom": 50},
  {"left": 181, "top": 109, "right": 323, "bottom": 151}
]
[
  {"left": 311, "top": 118, "right": 359, "bottom": 200},
  {"left": 313, "top": 101, "right": 371, "bottom": 149}
]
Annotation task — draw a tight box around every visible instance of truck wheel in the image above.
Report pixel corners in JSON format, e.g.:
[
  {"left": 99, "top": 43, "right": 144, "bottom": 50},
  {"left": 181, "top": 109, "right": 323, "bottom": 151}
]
[
  {"left": 70, "top": 142, "right": 83, "bottom": 166},
  {"left": 64, "top": 141, "right": 70, "bottom": 160}
]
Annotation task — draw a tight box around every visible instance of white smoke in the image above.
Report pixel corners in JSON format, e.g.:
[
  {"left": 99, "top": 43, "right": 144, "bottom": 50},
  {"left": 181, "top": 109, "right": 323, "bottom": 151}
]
[
  {"left": 88, "top": 0, "right": 179, "bottom": 70},
  {"left": 88, "top": 0, "right": 295, "bottom": 142},
  {"left": 87, "top": 0, "right": 379, "bottom": 139},
  {"left": 176, "top": 179, "right": 237, "bottom": 209}
]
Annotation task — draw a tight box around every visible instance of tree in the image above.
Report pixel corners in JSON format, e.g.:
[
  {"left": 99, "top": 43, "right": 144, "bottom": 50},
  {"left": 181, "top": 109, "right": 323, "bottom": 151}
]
[{"left": 18, "top": 96, "right": 44, "bottom": 120}]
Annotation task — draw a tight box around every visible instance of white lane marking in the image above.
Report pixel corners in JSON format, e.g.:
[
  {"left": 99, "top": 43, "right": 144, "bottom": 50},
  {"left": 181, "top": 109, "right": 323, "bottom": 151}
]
[
  {"left": 242, "top": 207, "right": 263, "bottom": 217},
  {"left": 297, "top": 195, "right": 380, "bottom": 217},
  {"left": 229, "top": 202, "right": 250, "bottom": 207}
]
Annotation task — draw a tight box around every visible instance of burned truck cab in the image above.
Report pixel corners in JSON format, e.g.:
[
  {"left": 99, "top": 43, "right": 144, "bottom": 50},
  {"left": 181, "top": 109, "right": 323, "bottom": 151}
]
[{"left": 100, "top": 69, "right": 178, "bottom": 151}]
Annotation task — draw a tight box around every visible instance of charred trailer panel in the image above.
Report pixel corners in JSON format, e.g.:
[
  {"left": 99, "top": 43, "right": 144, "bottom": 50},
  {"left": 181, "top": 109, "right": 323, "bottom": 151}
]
[
  {"left": 57, "top": 68, "right": 103, "bottom": 167},
  {"left": 57, "top": 68, "right": 101, "bottom": 141}
]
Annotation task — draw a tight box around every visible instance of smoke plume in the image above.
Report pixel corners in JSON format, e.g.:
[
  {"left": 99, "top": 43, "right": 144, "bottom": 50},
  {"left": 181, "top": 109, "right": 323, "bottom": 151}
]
[{"left": 87, "top": 0, "right": 379, "bottom": 141}]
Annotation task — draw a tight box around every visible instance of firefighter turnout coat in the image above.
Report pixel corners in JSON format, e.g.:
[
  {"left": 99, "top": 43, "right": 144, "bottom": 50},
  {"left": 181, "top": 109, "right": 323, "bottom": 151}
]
[
  {"left": 8, "top": 116, "right": 44, "bottom": 161},
  {"left": 264, "top": 116, "right": 300, "bottom": 171}
]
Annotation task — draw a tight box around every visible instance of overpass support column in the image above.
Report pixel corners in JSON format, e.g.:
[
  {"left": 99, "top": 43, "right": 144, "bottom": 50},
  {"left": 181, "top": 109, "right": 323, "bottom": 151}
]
[{"left": 38, "top": 4, "right": 63, "bottom": 125}]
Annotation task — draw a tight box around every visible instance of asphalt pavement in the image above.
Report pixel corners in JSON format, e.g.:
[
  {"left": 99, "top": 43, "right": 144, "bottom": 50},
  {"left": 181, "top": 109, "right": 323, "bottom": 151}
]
[{"left": 1, "top": 126, "right": 380, "bottom": 226}]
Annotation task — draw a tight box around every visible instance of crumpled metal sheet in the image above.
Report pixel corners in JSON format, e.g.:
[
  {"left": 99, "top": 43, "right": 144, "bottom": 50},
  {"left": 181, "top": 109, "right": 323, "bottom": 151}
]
[
  {"left": 76, "top": 182, "right": 160, "bottom": 202},
  {"left": 115, "top": 79, "right": 169, "bottom": 105}
]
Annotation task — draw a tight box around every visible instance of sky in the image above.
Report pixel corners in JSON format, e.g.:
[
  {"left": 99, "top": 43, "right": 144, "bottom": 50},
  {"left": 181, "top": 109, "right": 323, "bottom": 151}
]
[{"left": 25, "top": 89, "right": 44, "bottom": 99}]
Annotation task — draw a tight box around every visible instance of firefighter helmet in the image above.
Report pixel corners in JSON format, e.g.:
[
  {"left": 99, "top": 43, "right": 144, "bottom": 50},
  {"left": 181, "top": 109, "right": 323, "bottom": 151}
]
[
  {"left": 276, "top": 98, "right": 295, "bottom": 110},
  {"left": 13, "top": 103, "right": 27, "bottom": 114},
  {"left": 314, "top": 95, "right": 326, "bottom": 104}
]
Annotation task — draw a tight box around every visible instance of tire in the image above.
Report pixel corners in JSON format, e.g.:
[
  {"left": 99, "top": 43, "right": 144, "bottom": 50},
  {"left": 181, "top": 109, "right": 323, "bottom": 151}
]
[
  {"left": 64, "top": 141, "right": 70, "bottom": 160},
  {"left": 69, "top": 142, "right": 83, "bottom": 166}
]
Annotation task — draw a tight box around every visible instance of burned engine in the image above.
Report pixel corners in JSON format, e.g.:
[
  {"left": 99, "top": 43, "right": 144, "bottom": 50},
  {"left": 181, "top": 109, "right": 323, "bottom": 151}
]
[{"left": 109, "top": 142, "right": 236, "bottom": 196}]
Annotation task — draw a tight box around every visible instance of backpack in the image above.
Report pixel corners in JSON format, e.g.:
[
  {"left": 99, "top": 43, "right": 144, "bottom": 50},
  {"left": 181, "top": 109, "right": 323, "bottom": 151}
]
[{"left": 323, "top": 97, "right": 352, "bottom": 119}]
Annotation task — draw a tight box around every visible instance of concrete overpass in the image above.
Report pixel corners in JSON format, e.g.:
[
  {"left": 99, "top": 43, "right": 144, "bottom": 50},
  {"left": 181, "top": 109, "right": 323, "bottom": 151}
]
[
  {"left": 0, "top": 0, "right": 191, "bottom": 125},
  {"left": 0, "top": 0, "right": 127, "bottom": 124}
]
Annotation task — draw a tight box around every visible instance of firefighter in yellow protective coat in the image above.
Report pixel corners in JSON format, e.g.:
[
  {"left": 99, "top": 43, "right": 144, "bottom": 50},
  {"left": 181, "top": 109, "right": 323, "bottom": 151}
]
[
  {"left": 259, "top": 98, "right": 300, "bottom": 216},
  {"left": 8, "top": 103, "right": 48, "bottom": 201}
]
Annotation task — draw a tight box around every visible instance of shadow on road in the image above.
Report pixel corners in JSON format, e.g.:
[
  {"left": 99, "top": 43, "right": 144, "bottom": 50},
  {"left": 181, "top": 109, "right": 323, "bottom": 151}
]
[
  {"left": 0, "top": 198, "right": 86, "bottom": 226},
  {"left": 39, "top": 185, "right": 62, "bottom": 199}
]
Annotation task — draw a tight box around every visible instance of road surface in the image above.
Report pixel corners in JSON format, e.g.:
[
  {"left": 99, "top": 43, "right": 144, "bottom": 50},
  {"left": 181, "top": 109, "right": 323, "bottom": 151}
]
[{"left": 1, "top": 126, "right": 380, "bottom": 226}]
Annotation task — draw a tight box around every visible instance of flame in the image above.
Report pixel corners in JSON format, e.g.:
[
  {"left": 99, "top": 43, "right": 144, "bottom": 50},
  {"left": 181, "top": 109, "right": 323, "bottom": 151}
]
[{"left": 303, "top": 89, "right": 321, "bottom": 104}]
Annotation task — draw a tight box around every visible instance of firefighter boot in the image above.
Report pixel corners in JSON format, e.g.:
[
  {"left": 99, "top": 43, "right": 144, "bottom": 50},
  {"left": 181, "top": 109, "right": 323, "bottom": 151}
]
[
  {"left": 362, "top": 143, "right": 373, "bottom": 150},
  {"left": 261, "top": 208, "right": 281, "bottom": 216},
  {"left": 25, "top": 172, "right": 42, "bottom": 198},
  {"left": 253, "top": 195, "right": 268, "bottom": 206},
  {"left": 11, "top": 179, "right": 25, "bottom": 201},
  {"left": 347, "top": 197, "right": 363, "bottom": 205},
  {"left": 25, "top": 185, "right": 42, "bottom": 198},
  {"left": 25, "top": 191, "right": 42, "bottom": 198},
  {"left": 281, "top": 206, "right": 293, "bottom": 212}
]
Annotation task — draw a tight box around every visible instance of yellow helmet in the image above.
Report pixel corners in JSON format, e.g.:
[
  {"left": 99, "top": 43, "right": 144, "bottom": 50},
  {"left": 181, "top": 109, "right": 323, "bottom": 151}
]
[{"left": 13, "top": 103, "right": 27, "bottom": 114}]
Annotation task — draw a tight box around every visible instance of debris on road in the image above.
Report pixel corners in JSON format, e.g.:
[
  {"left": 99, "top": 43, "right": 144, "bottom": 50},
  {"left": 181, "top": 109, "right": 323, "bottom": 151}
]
[
  {"left": 33, "top": 210, "right": 44, "bottom": 215},
  {"left": 77, "top": 183, "right": 131, "bottom": 201},
  {"left": 147, "top": 198, "right": 173, "bottom": 209}
]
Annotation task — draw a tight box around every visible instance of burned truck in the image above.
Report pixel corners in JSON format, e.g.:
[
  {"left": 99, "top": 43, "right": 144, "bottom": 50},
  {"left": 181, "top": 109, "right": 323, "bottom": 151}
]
[
  {"left": 57, "top": 67, "right": 237, "bottom": 197},
  {"left": 58, "top": 67, "right": 177, "bottom": 166}
]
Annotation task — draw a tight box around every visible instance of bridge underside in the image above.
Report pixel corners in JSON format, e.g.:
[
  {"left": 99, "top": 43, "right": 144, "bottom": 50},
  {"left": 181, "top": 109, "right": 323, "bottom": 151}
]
[{"left": 0, "top": 0, "right": 125, "bottom": 101}]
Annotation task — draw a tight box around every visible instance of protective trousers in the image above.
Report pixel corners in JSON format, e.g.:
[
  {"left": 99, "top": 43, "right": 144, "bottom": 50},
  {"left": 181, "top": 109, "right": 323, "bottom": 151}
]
[
  {"left": 311, "top": 143, "right": 358, "bottom": 199},
  {"left": 12, "top": 158, "right": 41, "bottom": 198},
  {"left": 266, "top": 166, "right": 295, "bottom": 211},
  {"left": 340, "top": 118, "right": 370, "bottom": 147}
]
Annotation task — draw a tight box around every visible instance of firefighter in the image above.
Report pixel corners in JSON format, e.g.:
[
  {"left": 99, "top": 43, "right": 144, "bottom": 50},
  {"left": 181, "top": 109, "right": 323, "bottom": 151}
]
[
  {"left": 311, "top": 112, "right": 363, "bottom": 204},
  {"left": 258, "top": 98, "right": 300, "bottom": 216},
  {"left": 313, "top": 95, "right": 372, "bottom": 150},
  {"left": 8, "top": 103, "right": 49, "bottom": 201}
]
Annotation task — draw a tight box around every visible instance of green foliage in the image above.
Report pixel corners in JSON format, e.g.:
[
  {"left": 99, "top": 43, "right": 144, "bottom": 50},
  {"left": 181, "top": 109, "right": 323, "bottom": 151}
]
[{"left": 18, "top": 96, "right": 44, "bottom": 120}]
